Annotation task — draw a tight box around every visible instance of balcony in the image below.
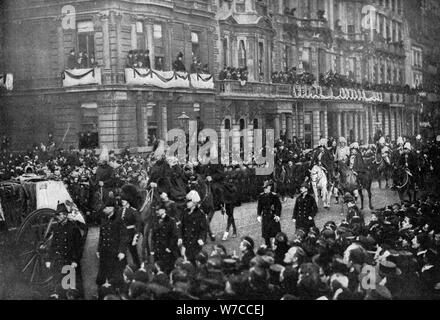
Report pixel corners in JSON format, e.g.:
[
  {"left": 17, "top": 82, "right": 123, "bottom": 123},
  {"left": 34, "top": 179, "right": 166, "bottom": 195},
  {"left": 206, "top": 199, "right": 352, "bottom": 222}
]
[
  {"left": 215, "top": 80, "right": 421, "bottom": 105},
  {"left": 125, "top": 68, "right": 214, "bottom": 90},
  {"left": 62, "top": 68, "right": 102, "bottom": 87}
]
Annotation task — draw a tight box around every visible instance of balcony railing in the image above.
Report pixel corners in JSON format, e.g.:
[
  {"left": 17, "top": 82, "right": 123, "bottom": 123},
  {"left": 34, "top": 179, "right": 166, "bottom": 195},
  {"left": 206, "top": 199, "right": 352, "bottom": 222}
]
[
  {"left": 62, "top": 68, "right": 102, "bottom": 87},
  {"left": 125, "top": 68, "right": 214, "bottom": 90},
  {"left": 216, "top": 80, "right": 420, "bottom": 104}
]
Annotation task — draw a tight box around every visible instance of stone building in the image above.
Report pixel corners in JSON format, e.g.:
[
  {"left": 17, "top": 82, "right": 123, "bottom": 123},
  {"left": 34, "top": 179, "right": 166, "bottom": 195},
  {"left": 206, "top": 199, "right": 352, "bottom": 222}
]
[{"left": 0, "top": 0, "right": 435, "bottom": 152}]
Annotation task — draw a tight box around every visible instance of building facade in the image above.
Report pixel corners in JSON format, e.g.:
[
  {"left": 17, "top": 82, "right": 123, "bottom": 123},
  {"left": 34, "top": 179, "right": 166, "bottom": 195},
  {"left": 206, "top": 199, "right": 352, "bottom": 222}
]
[{"left": 0, "top": 0, "right": 436, "bottom": 152}]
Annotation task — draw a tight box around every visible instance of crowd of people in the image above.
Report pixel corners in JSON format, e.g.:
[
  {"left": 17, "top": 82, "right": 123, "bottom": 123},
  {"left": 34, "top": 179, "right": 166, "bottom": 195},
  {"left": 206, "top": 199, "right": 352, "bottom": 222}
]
[
  {"left": 218, "top": 66, "right": 249, "bottom": 82},
  {"left": 125, "top": 50, "right": 151, "bottom": 69},
  {"left": 2, "top": 132, "right": 440, "bottom": 300},
  {"left": 271, "top": 68, "right": 316, "bottom": 86},
  {"left": 66, "top": 49, "right": 99, "bottom": 70}
]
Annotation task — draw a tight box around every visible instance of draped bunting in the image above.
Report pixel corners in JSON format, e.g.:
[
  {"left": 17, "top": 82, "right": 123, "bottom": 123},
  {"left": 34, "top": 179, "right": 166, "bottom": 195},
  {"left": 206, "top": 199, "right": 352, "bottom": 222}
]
[
  {"left": 0, "top": 73, "right": 13, "bottom": 91},
  {"left": 291, "top": 84, "right": 383, "bottom": 102},
  {"left": 125, "top": 68, "right": 214, "bottom": 89},
  {"left": 62, "top": 68, "right": 102, "bottom": 87}
]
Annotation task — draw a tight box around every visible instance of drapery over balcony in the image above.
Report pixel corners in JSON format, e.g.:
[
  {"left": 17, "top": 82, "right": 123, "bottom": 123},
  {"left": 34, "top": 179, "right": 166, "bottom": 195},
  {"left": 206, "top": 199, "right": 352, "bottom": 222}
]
[
  {"left": 125, "top": 68, "right": 214, "bottom": 90},
  {"left": 62, "top": 68, "right": 102, "bottom": 87},
  {"left": 216, "top": 80, "right": 413, "bottom": 104}
]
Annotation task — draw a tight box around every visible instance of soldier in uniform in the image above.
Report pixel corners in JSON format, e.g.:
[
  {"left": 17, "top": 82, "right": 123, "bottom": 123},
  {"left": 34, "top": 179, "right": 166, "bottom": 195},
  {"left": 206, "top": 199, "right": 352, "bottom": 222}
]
[
  {"left": 160, "top": 191, "right": 181, "bottom": 225},
  {"left": 335, "top": 137, "right": 350, "bottom": 165},
  {"left": 310, "top": 138, "right": 334, "bottom": 182},
  {"left": 151, "top": 205, "right": 179, "bottom": 274},
  {"left": 349, "top": 142, "right": 366, "bottom": 174},
  {"left": 257, "top": 180, "right": 282, "bottom": 246},
  {"left": 46, "top": 202, "right": 83, "bottom": 298},
  {"left": 397, "top": 142, "right": 418, "bottom": 186},
  {"left": 178, "top": 190, "right": 207, "bottom": 263},
  {"left": 119, "top": 185, "right": 142, "bottom": 269},
  {"left": 292, "top": 182, "right": 318, "bottom": 232},
  {"left": 96, "top": 200, "right": 128, "bottom": 291}
]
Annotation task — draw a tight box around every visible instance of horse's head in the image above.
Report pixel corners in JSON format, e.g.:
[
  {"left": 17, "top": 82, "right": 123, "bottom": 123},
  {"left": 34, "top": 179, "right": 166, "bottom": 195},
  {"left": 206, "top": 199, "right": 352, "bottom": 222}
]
[{"left": 310, "top": 165, "right": 321, "bottom": 183}]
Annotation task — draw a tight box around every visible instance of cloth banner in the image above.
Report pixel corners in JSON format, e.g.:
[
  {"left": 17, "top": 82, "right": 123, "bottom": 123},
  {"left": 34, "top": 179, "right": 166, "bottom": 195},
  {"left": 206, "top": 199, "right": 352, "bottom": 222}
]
[
  {"left": 125, "top": 68, "right": 213, "bottom": 89},
  {"left": 0, "top": 73, "right": 13, "bottom": 91},
  {"left": 62, "top": 68, "right": 102, "bottom": 87}
]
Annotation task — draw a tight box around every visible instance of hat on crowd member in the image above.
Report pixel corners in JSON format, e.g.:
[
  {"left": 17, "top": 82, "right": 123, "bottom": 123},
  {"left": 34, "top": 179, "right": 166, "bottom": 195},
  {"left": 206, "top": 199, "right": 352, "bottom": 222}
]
[
  {"left": 397, "top": 136, "right": 404, "bottom": 146},
  {"left": 177, "top": 52, "right": 184, "bottom": 58},
  {"left": 121, "top": 184, "right": 140, "bottom": 208},
  {"left": 133, "top": 269, "right": 150, "bottom": 284},
  {"left": 403, "top": 142, "right": 412, "bottom": 150},
  {"left": 321, "top": 229, "right": 336, "bottom": 240},
  {"left": 379, "top": 260, "right": 402, "bottom": 277},
  {"left": 283, "top": 246, "right": 306, "bottom": 265},
  {"left": 55, "top": 202, "right": 68, "bottom": 215},
  {"left": 416, "top": 134, "right": 422, "bottom": 140},
  {"left": 339, "top": 136, "right": 347, "bottom": 144},
  {"left": 263, "top": 180, "right": 274, "bottom": 189},
  {"left": 319, "top": 138, "right": 328, "bottom": 147},
  {"left": 241, "top": 236, "right": 255, "bottom": 251},
  {"left": 186, "top": 190, "right": 201, "bottom": 203},
  {"left": 366, "top": 284, "right": 392, "bottom": 300},
  {"left": 343, "top": 193, "right": 355, "bottom": 203},
  {"left": 379, "top": 137, "right": 386, "bottom": 144},
  {"left": 350, "top": 142, "right": 359, "bottom": 149},
  {"left": 300, "top": 181, "right": 309, "bottom": 191}
]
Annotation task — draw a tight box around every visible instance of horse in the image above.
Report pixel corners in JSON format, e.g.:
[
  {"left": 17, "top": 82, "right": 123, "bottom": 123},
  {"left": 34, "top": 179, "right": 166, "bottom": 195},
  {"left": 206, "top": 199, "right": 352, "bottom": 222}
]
[
  {"left": 393, "top": 166, "right": 417, "bottom": 202},
  {"left": 372, "top": 151, "right": 393, "bottom": 189},
  {"left": 333, "top": 161, "right": 360, "bottom": 204},
  {"left": 310, "top": 165, "right": 331, "bottom": 208}
]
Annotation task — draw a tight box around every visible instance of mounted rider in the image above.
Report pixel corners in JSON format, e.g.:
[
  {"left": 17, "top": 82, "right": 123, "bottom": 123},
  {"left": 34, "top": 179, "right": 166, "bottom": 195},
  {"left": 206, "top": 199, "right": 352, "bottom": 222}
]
[
  {"left": 397, "top": 142, "right": 418, "bottom": 187},
  {"left": 348, "top": 142, "right": 366, "bottom": 175},
  {"left": 335, "top": 136, "right": 350, "bottom": 164},
  {"left": 310, "top": 138, "right": 334, "bottom": 181}
]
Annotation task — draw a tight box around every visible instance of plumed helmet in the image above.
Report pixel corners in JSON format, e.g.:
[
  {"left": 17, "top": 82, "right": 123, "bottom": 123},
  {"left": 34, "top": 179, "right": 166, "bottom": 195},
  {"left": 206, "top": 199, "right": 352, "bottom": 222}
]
[
  {"left": 319, "top": 138, "right": 328, "bottom": 147},
  {"left": 98, "top": 145, "right": 109, "bottom": 164},
  {"left": 396, "top": 136, "right": 404, "bottom": 146},
  {"left": 379, "top": 137, "right": 386, "bottom": 144},
  {"left": 339, "top": 136, "right": 347, "bottom": 144},
  {"left": 350, "top": 142, "right": 359, "bottom": 149},
  {"left": 403, "top": 142, "right": 412, "bottom": 150},
  {"left": 186, "top": 190, "right": 201, "bottom": 203}
]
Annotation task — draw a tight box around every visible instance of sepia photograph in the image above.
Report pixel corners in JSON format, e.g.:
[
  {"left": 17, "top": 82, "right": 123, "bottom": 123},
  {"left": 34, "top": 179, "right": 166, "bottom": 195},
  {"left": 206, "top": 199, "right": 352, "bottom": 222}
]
[{"left": 0, "top": 0, "right": 440, "bottom": 305}]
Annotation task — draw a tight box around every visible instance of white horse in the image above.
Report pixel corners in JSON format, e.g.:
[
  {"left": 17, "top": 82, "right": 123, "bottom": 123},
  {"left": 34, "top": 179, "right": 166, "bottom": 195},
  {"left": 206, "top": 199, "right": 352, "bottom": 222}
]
[{"left": 310, "top": 165, "right": 331, "bottom": 208}]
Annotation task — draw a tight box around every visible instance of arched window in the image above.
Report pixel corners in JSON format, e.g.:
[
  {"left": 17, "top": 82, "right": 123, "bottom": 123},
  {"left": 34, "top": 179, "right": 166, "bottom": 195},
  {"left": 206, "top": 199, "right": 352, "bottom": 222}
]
[
  {"left": 239, "top": 118, "right": 246, "bottom": 160},
  {"left": 224, "top": 118, "right": 231, "bottom": 130},
  {"left": 238, "top": 40, "right": 247, "bottom": 68}
]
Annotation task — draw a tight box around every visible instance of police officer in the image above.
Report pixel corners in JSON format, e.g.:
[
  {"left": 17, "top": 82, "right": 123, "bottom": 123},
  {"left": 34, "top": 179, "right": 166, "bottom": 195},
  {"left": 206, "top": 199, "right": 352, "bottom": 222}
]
[
  {"left": 119, "top": 185, "right": 142, "bottom": 269},
  {"left": 151, "top": 205, "right": 179, "bottom": 274},
  {"left": 96, "top": 200, "right": 128, "bottom": 291},
  {"left": 46, "top": 202, "right": 83, "bottom": 298},
  {"left": 257, "top": 180, "right": 282, "bottom": 246},
  {"left": 292, "top": 182, "right": 318, "bottom": 232}
]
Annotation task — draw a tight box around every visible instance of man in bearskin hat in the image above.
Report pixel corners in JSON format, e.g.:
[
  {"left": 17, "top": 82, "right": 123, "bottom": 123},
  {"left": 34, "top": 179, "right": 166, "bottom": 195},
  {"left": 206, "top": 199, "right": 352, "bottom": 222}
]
[
  {"left": 96, "top": 199, "right": 128, "bottom": 291},
  {"left": 292, "top": 182, "right": 318, "bottom": 232},
  {"left": 257, "top": 180, "right": 282, "bottom": 246},
  {"left": 151, "top": 205, "right": 179, "bottom": 274},
  {"left": 119, "top": 184, "right": 142, "bottom": 269}
]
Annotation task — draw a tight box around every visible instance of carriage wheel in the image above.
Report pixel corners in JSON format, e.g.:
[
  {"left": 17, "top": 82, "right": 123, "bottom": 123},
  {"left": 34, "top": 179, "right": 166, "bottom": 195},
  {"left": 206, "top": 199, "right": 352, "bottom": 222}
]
[{"left": 15, "top": 208, "right": 58, "bottom": 287}]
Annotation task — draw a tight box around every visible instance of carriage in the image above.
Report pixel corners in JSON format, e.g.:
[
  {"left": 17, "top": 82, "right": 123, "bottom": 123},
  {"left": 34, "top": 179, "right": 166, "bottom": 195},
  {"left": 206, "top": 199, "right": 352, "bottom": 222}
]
[{"left": 0, "top": 174, "right": 86, "bottom": 286}]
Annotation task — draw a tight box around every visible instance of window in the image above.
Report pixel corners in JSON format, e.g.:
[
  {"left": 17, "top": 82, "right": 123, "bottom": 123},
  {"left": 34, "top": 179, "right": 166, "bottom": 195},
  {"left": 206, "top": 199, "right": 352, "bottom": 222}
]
[
  {"left": 283, "top": 44, "right": 289, "bottom": 71},
  {"left": 304, "top": 112, "right": 312, "bottom": 149},
  {"left": 224, "top": 118, "right": 231, "bottom": 130},
  {"left": 153, "top": 24, "right": 164, "bottom": 68},
  {"left": 79, "top": 103, "right": 98, "bottom": 149},
  {"left": 238, "top": 40, "right": 247, "bottom": 68},
  {"left": 258, "top": 42, "right": 264, "bottom": 80},
  {"left": 136, "top": 21, "right": 145, "bottom": 50},
  {"left": 77, "top": 21, "right": 95, "bottom": 65},
  {"left": 191, "top": 32, "right": 200, "bottom": 58}
]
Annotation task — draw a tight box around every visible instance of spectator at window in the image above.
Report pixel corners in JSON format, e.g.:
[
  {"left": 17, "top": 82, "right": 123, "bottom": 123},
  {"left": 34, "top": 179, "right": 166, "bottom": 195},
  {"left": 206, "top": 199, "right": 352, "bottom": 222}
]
[
  {"left": 190, "top": 56, "right": 200, "bottom": 73},
  {"left": 89, "top": 55, "right": 98, "bottom": 68},
  {"left": 144, "top": 50, "right": 151, "bottom": 69},
  {"left": 67, "top": 49, "right": 76, "bottom": 70},
  {"left": 82, "top": 52, "right": 89, "bottom": 69},
  {"left": 173, "top": 52, "right": 186, "bottom": 72},
  {"left": 126, "top": 50, "right": 136, "bottom": 68}
]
